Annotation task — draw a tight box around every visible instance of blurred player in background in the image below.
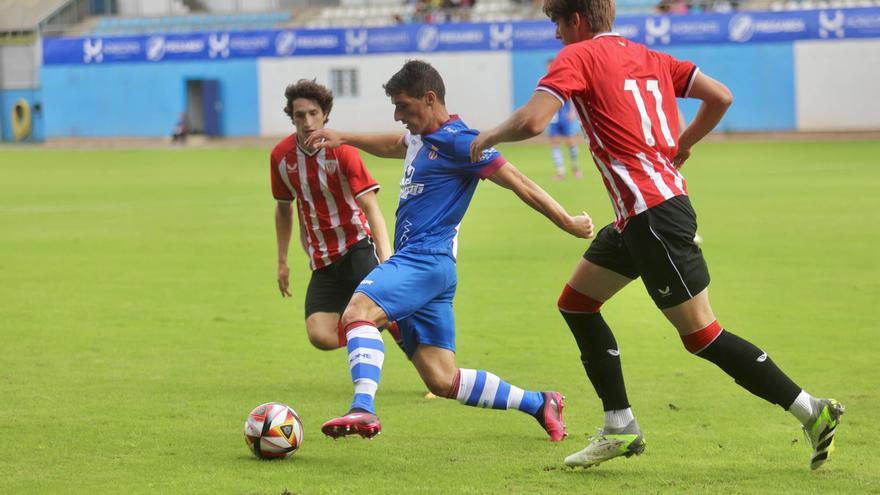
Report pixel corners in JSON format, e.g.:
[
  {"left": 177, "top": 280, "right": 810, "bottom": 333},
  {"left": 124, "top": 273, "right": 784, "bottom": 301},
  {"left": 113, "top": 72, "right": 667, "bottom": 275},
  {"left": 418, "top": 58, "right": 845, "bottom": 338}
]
[
  {"left": 171, "top": 112, "right": 189, "bottom": 144},
  {"left": 545, "top": 59, "right": 583, "bottom": 181},
  {"left": 306, "top": 60, "right": 594, "bottom": 442},
  {"left": 270, "top": 79, "right": 396, "bottom": 351},
  {"left": 471, "top": 0, "right": 842, "bottom": 470}
]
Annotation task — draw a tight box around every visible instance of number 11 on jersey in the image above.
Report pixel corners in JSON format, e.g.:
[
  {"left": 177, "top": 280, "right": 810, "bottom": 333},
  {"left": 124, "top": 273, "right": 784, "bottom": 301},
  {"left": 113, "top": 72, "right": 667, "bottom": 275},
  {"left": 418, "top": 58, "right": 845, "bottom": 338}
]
[{"left": 624, "top": 79, "right": 676, "bottom": 148}]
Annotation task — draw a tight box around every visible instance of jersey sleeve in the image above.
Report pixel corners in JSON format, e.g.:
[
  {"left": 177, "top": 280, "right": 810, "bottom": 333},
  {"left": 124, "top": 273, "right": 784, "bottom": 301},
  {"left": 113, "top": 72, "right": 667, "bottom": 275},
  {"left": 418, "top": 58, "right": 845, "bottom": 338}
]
[
  {"left": 270, "top": 151, "right": 295, "bottom": 201},
  {"left": 536, "top": 46, "right": 589, "bottom": 104},
  {"left": 659, "top": 52, "right": 699, "bottom": 98},
  {"left": 338, "top": 145, "right": 380, "bottom": 198},
  {"left": 451, "top": 129, "right": 506, "bottom": 179}
]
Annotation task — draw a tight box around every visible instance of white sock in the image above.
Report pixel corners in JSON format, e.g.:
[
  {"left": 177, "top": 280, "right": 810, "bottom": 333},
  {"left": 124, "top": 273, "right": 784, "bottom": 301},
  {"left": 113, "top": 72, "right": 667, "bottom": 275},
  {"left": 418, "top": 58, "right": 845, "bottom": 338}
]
[
  {"left": 788, "top": 389, "right": 814, "bottom": 425},
  {"left": 551, "top": 146, "right": 563, "bottom": 169},
  {"left": 568, "top": 144, "right": 579, "bottom": 165},
  {"left": 604, "top": 408, "right": 634, "bottom": 430}
]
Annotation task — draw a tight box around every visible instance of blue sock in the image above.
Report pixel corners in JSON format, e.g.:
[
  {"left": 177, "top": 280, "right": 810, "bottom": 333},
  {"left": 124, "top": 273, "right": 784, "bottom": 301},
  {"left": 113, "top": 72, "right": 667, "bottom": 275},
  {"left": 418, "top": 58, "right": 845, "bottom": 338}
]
[
  {"left": 346, "top": 322, "right": 385, "bottom": 414},
  {"left": 451, "top": 369, "right": 545, "bottom": 416}
]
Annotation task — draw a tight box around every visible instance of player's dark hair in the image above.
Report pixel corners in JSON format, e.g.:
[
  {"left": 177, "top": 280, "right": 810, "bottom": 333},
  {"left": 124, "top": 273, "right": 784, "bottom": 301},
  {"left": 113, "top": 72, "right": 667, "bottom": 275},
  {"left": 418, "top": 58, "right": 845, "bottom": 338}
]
[
  {"left": 383, "top": 60, "right": 446, "bottom": 104},
  {"left": 543, "top": 0, "right": 615, "bottom": 33},
  {"left": 284, "top": 79, "right": 333, "bottom": 123}
]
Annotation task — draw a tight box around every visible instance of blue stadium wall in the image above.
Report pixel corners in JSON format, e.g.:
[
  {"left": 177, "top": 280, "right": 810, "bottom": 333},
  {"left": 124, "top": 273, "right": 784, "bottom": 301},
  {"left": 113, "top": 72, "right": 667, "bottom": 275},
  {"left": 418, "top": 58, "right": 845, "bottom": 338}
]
[
  {"left": 40, "top": 59, "right": 258, "bottom": 137},
  {"left": 37, "top": 9, "right": 880, "bottom": 137}
]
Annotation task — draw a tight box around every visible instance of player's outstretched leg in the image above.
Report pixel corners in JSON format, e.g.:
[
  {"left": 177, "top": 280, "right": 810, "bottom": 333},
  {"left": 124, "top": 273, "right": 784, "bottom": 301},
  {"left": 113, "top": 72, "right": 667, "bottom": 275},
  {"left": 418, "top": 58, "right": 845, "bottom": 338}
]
[
  {"left": 680, "top": 319, "right": 844, "bottom": 469},
  {"left": 444, "top": 369, "right": 567, "bottom": 442},
  {"left": 412, "top": 344, "right": 566, "bottom": 441},
  {"left": 558, "top": 283, "right": 645, "bottom": 467},
  {"left": 322, "top": 320, "right": 385, "bottom": 439}
]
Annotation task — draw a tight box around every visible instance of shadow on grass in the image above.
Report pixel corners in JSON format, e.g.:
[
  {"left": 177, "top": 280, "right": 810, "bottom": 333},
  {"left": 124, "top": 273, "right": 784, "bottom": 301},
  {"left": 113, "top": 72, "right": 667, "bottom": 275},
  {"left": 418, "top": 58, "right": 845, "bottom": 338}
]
[{"left": 237, "top": 453, "right": 321, "bottom": 468}]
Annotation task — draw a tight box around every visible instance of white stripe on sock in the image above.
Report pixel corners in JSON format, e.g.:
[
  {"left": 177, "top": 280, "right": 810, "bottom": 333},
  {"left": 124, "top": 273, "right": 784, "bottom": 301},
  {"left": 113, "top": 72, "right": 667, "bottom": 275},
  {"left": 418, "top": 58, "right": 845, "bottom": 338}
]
[
  {"left": 477, "top": 373, "right": 501, "bottom": 408},
  {"left": 354, "top": 379, "right": 378, "bottom": 397},
  {"left": 347, "top": 325, "right": 382, "bottom": 340},
  {"left": 506, "top": 387, "right": 524, "bottom": 409},
  {"left": 456, "top": 369, "right": 477, "bottom": 402},
  {"left": 348, "top": 347, "right": 384, "bottom": 369},
  {"left": 347, "top": 325, "right": 384, "bottom": 369}
]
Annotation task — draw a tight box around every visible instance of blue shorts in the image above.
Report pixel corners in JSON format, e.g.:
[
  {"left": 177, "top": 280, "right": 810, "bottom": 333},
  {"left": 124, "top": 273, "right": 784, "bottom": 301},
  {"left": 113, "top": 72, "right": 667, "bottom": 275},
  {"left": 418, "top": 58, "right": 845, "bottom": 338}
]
[
  {"left": 548, "top": 119, "right": 579, "bottom": 137},
  {"left": 355, "top": 250, "right": 457, "bottom": 358}
]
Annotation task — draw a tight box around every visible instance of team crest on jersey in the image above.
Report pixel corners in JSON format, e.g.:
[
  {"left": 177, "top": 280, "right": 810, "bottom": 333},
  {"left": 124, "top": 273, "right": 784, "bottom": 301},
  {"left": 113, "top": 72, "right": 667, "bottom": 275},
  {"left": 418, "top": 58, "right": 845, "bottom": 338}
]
[
  {"left": 427, "top": 150, "right": 438, "bottom": 160},
  {"left": 322, "top": 159, "right": 338, "bottom": 174}
]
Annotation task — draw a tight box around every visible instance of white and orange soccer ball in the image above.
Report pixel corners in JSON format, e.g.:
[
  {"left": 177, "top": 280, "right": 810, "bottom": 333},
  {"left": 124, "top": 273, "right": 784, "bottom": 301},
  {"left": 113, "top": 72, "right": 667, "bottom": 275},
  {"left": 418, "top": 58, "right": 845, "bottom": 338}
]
[{"left": 244, "top": 402, "right": 304, "bottom": 459}]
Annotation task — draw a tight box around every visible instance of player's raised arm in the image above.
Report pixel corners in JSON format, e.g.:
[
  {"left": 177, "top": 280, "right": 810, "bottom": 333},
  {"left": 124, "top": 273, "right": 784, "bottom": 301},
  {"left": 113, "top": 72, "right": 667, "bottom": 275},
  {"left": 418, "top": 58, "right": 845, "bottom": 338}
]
[
  {"left": 488, "top": 162, "right": 593, "bottom": 239},
  {"left": 674, "top": 72, "right": 733, "bottom": 168},
  {"left": 304, "top": 128, "right": 406, "bottom": 159},
  {"left": 470, "top": 91, "right": 562, "bottom": 162}
]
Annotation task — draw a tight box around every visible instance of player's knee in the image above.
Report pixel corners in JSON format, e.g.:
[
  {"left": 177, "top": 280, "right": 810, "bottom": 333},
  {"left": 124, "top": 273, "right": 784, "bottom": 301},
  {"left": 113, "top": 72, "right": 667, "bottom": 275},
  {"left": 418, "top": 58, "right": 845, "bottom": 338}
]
[
  {"left": 414, "top": 359, "right": 457, "bottom": 397},
  {"left": 306, "top": 330, "right": 338, "bottom": 351},
  {"left": 340, "top": 305, "right": 370, "bottom": 329},
  {"left": 340, "top": 294, "right": 385, "bottom": 329},
  {"left": 680, "top": 320, "right": 723, "bottom": 354},
  {"left": 338, "top": 310, "right": 358, "bottom": 330},
  {"left": 424, "top": 373, "right": 455, "bottom": 397},
  {"left": 557, "top": 284, "right": 603, "bottom": 314},
  {"left": 305, "top": 319, "right": 341, "bottom": 351},
  {"left": 425, "top": 380, "right": 448, "bottom": 397}
]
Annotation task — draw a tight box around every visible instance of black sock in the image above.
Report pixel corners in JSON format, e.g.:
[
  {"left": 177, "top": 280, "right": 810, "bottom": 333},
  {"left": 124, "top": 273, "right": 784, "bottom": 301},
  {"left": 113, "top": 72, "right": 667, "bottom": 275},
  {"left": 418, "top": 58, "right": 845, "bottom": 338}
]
[
  {"left": 560, "top": 311, "right": 630, "bottom": 411},
  {"left": 696, "top": 330, "right": 801, "bottom": 409}
]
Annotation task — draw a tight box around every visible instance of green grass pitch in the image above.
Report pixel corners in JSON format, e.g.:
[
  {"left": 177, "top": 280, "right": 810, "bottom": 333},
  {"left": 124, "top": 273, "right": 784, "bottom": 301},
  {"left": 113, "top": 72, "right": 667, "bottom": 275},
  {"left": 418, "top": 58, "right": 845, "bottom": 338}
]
[{"left": 1, "top": 140, "right": 878, "bottom": 494}]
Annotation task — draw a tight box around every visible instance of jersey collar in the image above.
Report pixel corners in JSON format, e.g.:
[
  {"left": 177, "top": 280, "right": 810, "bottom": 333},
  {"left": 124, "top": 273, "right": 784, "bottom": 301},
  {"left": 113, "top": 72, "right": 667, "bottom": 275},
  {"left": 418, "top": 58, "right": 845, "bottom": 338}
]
[
  {"left": 593, "top": 32, "right": 621, "bottom": 39},
  {"left": 296, "top": 135, "right": 321, "bottom": 157},
  {"left": 422, "top": 114, "right": 460, "bottom": 136}
]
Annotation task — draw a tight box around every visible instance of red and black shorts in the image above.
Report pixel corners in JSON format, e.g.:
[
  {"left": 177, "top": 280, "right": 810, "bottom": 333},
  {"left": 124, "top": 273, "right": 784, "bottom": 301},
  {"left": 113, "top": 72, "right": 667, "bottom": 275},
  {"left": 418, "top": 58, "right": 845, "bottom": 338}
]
[
  {"left": 305, "top": 238, "right": 379, "bottom": 317},
  {"left": 584, "top": 195, "right": 710, "bottom": 309}
]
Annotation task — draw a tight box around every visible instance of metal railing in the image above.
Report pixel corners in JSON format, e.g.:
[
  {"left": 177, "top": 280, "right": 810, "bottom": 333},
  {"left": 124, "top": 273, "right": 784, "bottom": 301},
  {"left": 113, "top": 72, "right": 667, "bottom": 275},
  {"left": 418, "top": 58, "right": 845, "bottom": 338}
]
[{"left": 40, "top": 0, "right": 116, "bottom": 35}]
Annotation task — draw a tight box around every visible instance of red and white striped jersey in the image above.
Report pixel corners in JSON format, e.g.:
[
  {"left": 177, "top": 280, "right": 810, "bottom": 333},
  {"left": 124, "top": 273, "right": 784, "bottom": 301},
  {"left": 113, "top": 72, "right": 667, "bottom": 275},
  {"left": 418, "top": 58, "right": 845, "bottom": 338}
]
[
  {"left": 538, "top": 33, "right": 699, "bottom": 231},
  {"left": 270, "top": 134, "right": 380, "bottom": 270}
]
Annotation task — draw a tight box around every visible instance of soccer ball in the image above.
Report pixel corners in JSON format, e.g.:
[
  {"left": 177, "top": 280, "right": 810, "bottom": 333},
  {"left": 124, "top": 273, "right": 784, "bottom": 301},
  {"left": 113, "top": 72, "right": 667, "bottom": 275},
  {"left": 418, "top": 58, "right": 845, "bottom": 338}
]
[{"left": 244, "top": 402, "right": 304, "bottom": 459}]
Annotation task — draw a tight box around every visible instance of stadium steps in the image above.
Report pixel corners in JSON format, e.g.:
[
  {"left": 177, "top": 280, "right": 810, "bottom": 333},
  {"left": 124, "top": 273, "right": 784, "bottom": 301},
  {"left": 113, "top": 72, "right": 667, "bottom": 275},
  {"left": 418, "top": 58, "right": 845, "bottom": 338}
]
[
  {"left": 89, "top": 11, "right": 293, "bottom": 35},
  {"left": 0, "top": 0, "right": 67, "bottom": 32}
]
